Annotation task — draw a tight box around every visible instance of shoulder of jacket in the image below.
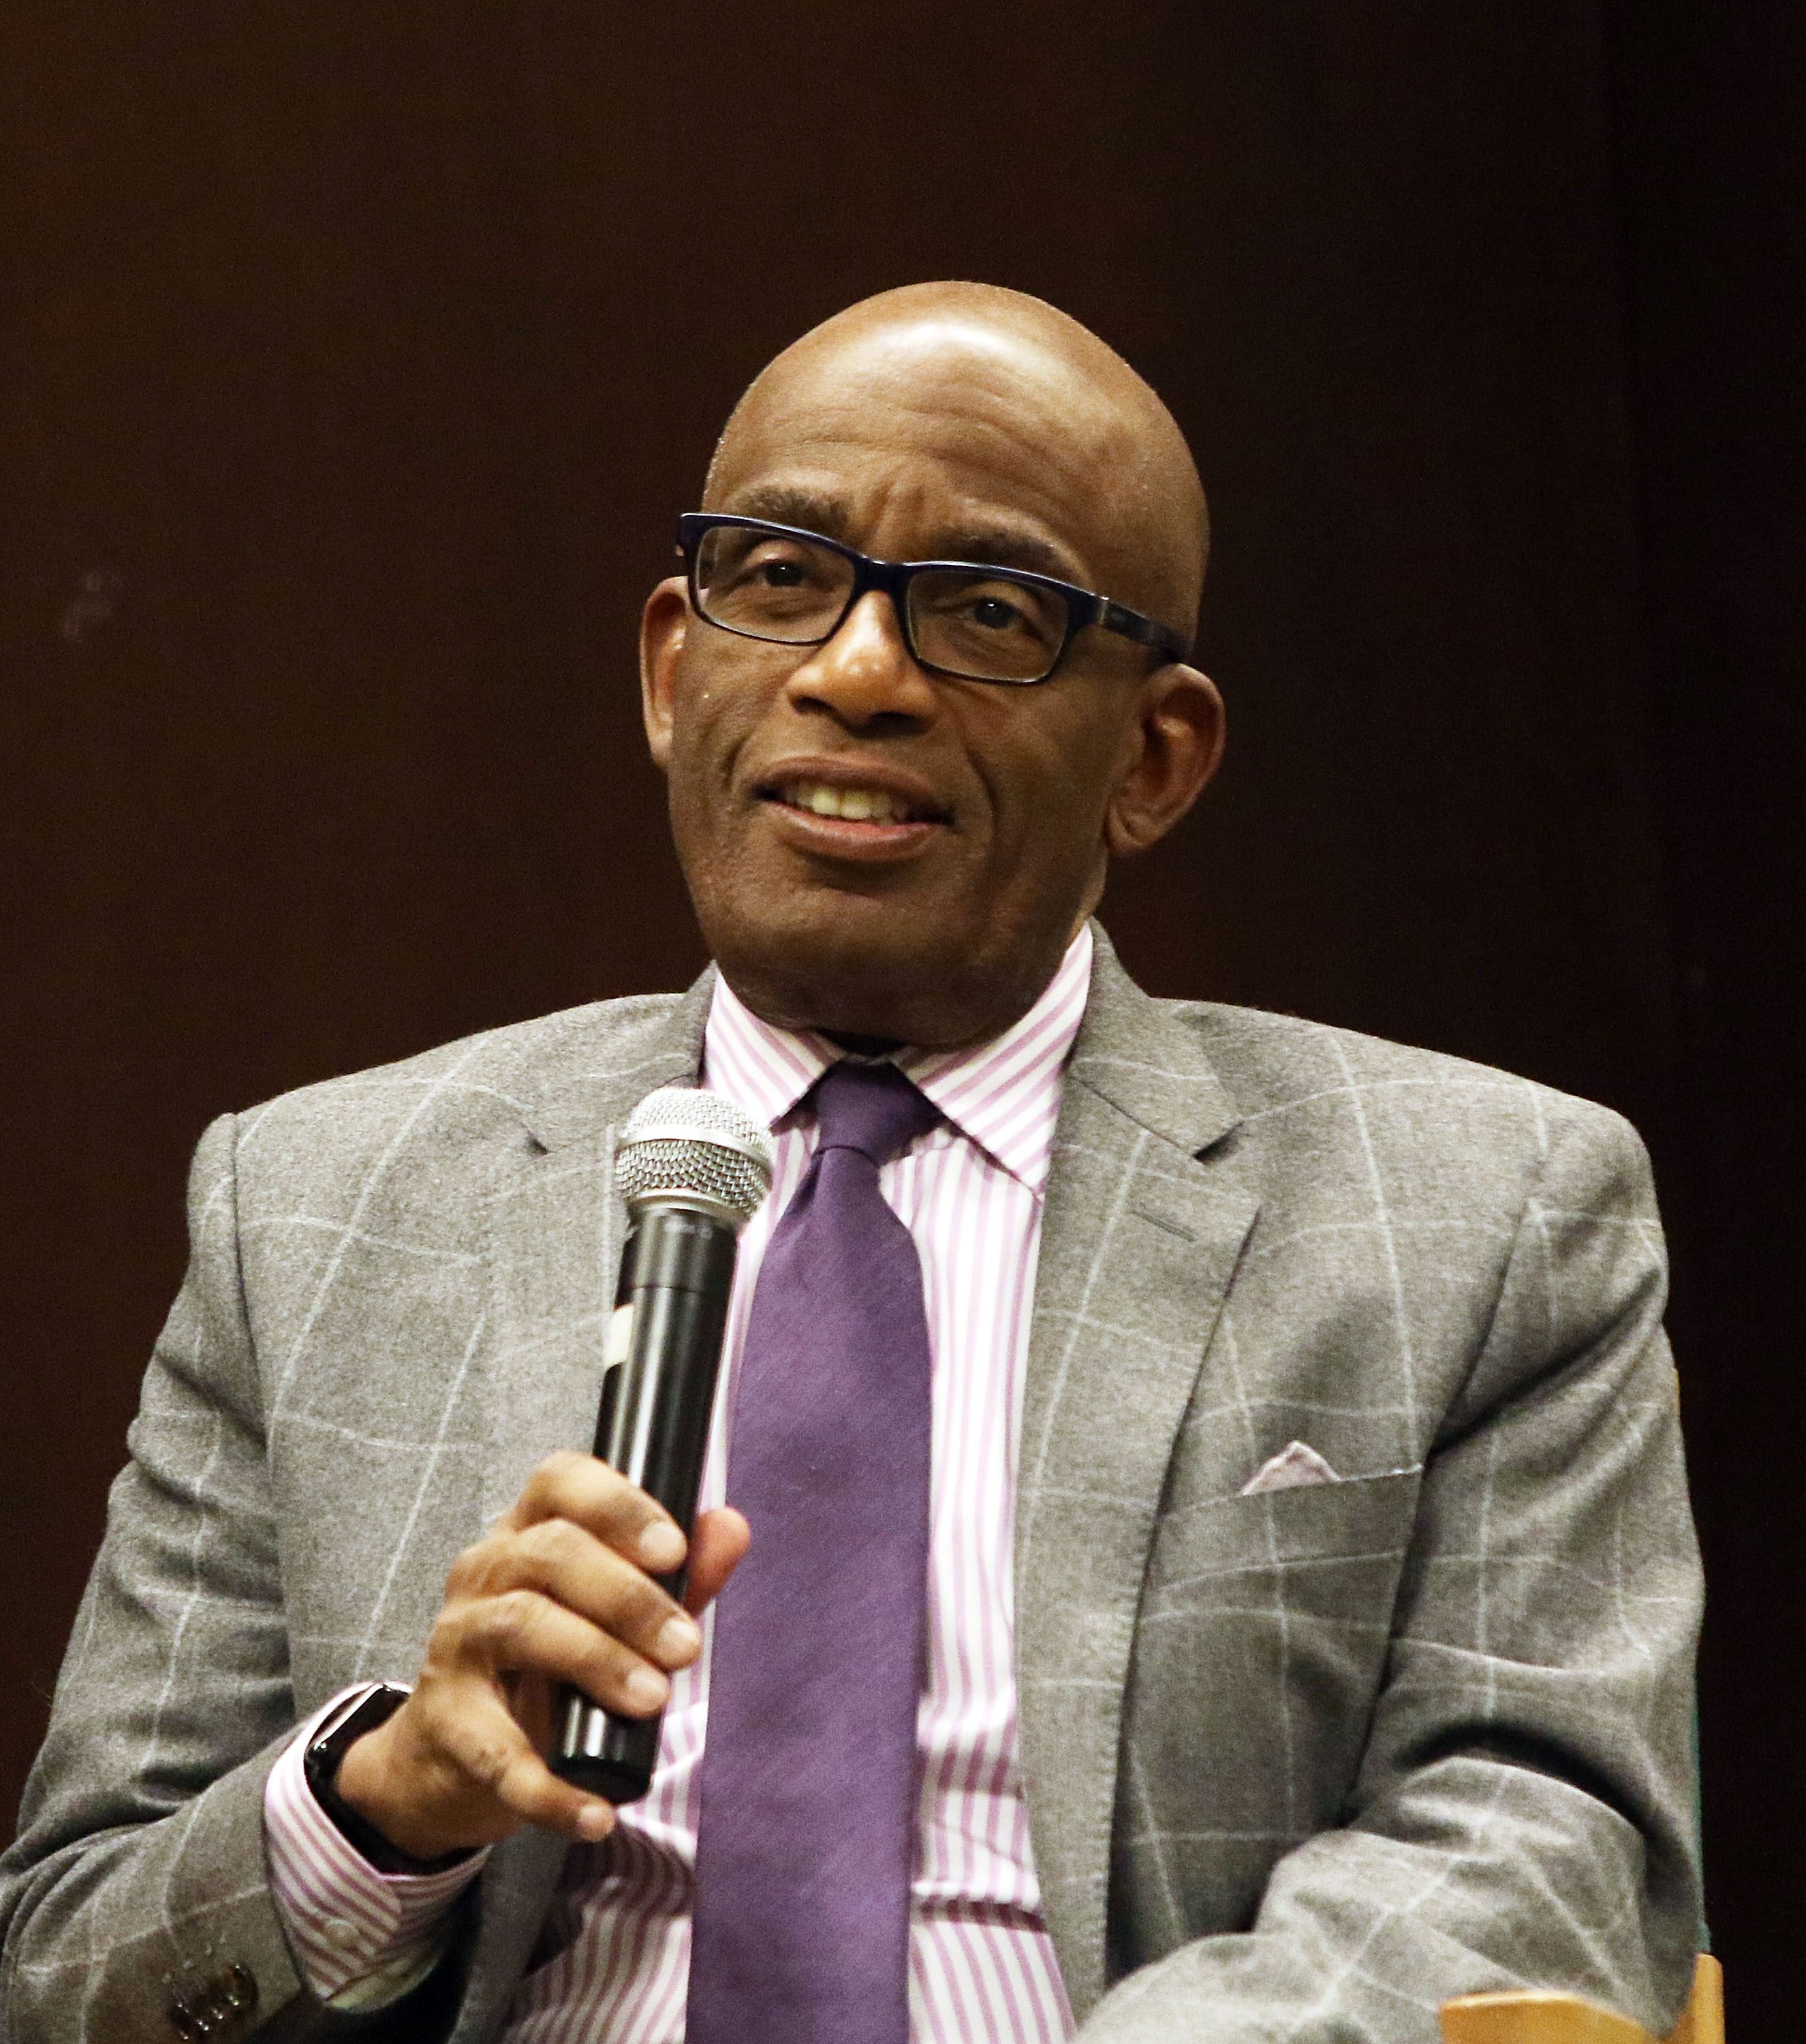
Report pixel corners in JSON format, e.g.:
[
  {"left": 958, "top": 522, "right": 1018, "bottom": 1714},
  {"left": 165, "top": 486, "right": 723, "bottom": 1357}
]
[
  {"left": 225, "top": 991, "right": 689, "bottom": 1159},
  {"left": 1151, "top": 996, "right": 1643, "bottom": 1156}
]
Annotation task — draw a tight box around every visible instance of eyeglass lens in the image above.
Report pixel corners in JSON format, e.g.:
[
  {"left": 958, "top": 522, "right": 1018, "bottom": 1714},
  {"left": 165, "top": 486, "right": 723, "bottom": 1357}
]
[{"left": 692, "top": 524, "right": 1068, "bottom": 683}]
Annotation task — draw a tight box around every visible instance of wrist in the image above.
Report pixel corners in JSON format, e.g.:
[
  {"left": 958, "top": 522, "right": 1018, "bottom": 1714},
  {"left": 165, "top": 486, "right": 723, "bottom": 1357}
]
[
  {"left": 307, "top": 1684, "right": 475, "bottom": 1872},
  {"left": 330, "top": 1718, "right": 409, "bottom": 1840}
]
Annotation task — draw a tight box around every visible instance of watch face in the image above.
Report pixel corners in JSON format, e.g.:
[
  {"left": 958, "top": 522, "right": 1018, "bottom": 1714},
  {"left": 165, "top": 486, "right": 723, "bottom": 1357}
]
[
  {"left": 316, "top": 1684, "right": 402, "bottom": 1750},
  {"left": 307, "top": 1684, "right": 405, "bottom": 1790}
]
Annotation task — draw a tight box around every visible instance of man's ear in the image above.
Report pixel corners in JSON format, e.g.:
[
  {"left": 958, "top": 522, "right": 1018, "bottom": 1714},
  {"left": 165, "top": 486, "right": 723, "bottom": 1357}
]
[
  {"left": 640, "top": 576, "right": 689, "bottom": 772},
  {"left": 1102, "top": 664, "right": 1226, "bottom": 858}
]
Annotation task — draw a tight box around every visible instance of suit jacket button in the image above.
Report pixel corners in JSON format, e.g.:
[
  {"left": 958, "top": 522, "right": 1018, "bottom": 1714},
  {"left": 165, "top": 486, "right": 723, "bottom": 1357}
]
[{"left": 169, "top": 1965, "right": 258, "bottom": 2038}]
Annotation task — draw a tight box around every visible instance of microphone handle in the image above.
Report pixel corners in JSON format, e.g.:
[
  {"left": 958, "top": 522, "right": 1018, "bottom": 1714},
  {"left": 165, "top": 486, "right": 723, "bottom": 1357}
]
[{"left": 550, "top": 1200, "right": 739, "bottom": 1805}]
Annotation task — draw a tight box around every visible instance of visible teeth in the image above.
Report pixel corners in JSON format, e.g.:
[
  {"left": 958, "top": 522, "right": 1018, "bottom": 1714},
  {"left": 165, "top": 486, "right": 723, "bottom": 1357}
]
[{"left": 785, "top": 781, "right": 907, "bottom": 822}]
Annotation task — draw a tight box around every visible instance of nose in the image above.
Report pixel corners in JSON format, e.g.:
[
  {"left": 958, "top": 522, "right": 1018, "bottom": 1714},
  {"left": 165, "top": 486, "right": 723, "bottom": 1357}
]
[{"left": 783, "top": 591, "right": 939, "bottom": 732}]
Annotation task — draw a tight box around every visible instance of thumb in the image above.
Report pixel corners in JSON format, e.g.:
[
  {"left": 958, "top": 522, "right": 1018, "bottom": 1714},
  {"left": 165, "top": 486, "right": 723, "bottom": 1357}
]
[{"left": 683, "top": 1506, "right": 750, "bottom": 1615}]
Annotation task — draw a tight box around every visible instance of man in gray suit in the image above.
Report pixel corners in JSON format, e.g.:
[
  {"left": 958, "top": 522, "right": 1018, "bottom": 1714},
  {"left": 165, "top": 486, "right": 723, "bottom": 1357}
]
[{"left": 1, "top": 283, "right": 1702, "bottom": 2043}]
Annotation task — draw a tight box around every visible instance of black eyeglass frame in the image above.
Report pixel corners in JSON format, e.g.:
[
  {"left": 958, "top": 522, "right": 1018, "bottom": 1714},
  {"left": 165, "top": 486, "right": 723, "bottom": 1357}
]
[{"left": 674, "top": 512, "right": 1189, "bottom": 685}]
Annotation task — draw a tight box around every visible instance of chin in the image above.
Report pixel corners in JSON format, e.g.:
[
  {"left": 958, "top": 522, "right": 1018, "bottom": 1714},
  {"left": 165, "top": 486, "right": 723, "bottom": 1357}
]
[
  {"left": 699, "top": 889, "right": 1060, "bottom": 1049},
  {"left": 717, "top": 909, "right": 952, "bottom": 1038}
]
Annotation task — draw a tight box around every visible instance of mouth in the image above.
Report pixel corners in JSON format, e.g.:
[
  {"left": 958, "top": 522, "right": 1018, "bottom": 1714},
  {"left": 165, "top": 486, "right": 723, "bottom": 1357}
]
[
  {"left": 753, "top": 764, "right": 952, "bottom": 861},
  {"left": 766, "top": 777, "right": 941, "bottom": 824}
]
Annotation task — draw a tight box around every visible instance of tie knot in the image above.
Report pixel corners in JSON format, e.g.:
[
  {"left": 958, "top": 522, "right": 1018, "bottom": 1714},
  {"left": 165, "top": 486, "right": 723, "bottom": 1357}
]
[{"left": 809, "top": 1060, "right": 939, "bottom": 1167}]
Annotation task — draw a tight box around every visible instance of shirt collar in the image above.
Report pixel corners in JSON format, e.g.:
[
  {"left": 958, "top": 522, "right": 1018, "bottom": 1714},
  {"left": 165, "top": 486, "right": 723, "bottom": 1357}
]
[{"left": 701, "top": 924, "right": 1093, "bottom": 1197}]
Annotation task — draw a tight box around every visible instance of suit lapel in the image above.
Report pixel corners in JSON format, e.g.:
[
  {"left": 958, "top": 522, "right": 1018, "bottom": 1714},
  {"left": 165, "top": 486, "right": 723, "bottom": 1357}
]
[
  {"left": 456, "top": 976, "right": 714, "bottom": 2039},
  {"left": 480, "top": 976, "right": 715, "bottom": 1528},
  {"left": 1015, "top": 932, "right": 1258, "bottom": 2021}
]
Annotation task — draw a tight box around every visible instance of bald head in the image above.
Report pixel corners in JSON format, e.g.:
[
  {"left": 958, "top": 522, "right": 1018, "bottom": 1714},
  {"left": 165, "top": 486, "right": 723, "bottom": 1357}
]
[
  {"left": 705, "top": 282, "right": 1209, "bottom": 642},
  {"left": 642, "top": 280, "right": 1226, "bottom": 1047}
]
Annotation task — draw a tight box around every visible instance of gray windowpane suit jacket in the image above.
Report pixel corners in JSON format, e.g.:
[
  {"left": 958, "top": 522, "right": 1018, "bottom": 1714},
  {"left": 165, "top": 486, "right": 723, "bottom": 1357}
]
[{"left": 0, "top": 929, "right": 1703, "bottom": 2043}]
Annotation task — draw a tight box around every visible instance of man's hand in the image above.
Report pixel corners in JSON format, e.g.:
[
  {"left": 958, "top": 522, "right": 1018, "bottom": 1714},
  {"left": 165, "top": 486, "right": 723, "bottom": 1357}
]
[{"left": 334, "top": 1451, "right": 750, "bottom": 1859}]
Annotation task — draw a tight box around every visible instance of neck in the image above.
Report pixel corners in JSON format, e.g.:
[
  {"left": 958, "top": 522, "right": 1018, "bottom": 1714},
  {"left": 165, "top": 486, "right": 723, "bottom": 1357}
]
[
  {"left": 824, "top": 1030, "right": 907, "bottom": 1057},
  {"left": 711, "top": 912, "right": 1098, "bottom": 1054}
]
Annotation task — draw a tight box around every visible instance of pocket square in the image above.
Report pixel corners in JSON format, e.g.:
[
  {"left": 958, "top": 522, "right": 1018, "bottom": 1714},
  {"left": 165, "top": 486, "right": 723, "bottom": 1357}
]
[{"left": 1241, "top": 1440, "right": 1341, "bottom": 1494}]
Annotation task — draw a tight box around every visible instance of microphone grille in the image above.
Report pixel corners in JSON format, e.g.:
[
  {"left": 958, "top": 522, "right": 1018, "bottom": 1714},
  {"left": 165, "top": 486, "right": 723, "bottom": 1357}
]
[{"left": 614, "top": 1086, "right": 775, "bottom": 1221}]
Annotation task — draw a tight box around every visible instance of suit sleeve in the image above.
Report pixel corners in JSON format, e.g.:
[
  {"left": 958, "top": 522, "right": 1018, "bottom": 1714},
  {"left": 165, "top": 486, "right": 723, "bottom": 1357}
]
[
  {"left": 1080, "top": 1102, "right": 1705, "bottom": 2043},
  {"left": 0, "top": 1116, "right": 464, "bottom": 2043}
]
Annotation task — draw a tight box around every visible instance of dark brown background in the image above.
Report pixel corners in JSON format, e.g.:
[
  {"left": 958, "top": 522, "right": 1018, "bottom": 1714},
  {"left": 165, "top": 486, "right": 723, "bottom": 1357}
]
[{"left": 4, "top": 2, "right": 1801, "bottom": 2029}]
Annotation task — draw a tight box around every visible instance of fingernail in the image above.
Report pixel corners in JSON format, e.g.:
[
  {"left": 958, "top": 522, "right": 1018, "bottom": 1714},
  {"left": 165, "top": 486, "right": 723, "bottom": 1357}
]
[
  {"left": 625, "top": 1666, "right": 669, "bottom": 1712},
  {"left": 656, "top": 1615, "right": 702, "bottom": 1665},
  {"left": 577, "top": 1802, "right": 614, "bottom": 1841},
  {"left": 638, "top": 1523, "right": 685, "bottom": 1571}
]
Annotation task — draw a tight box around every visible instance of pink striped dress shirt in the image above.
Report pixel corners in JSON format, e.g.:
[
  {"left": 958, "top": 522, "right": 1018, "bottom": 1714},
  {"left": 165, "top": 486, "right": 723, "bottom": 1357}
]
[{"left": 266, "top": 926, "right": 1093, "bottom": 2041}]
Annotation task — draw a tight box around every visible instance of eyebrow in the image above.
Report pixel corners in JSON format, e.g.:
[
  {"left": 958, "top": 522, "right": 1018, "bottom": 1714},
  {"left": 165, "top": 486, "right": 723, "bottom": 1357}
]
[
  {"left": 718, "top": 483, "right": 1089, "bottom": 587},
  {"left": 933, "top": 525, "right": 1080, "bottom": 583},
  {"left": 723, "top": 482, "right": 852, "bottom": 537}
]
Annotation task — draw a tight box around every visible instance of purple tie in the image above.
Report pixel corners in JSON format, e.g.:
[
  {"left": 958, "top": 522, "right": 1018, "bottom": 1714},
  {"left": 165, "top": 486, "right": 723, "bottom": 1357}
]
[{"left": 687, "top": 1060, "right": 940, "bottom": 2044}]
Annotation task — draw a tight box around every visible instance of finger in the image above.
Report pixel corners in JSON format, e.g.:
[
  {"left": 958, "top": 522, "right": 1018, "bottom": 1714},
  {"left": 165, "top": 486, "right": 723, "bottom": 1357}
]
[
  {"left": 503, "top": 1516, "right": 701, "bottom": 1671},
  {"left": 436, "top": 1684, "right": 617, "bottom": 1844},
  {"left": 503, "top": 1451, "right": 687, "bottom": 1574},
  {"left": 464, "top": 1588, "right": 674, "bottom": 1717},
  {"left": 683, "top": 1507, "right": 751, "bottom": 1615}
]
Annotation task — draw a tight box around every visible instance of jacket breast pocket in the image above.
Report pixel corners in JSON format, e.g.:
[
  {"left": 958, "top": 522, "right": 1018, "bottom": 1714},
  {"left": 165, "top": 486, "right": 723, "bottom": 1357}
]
[
  {"left": 1119, "top": 1466, "right": 1426, "bottom": 1938},
  {"left": 1130, "top": 1466, "right": 1425, "bottom": 1846},
  {"left": 1144, "top": 1464, "right": 1424, "bottom": 1617}
]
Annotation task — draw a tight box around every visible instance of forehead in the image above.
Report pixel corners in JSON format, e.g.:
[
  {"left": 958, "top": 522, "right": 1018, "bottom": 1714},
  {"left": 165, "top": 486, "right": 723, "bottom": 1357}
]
[{"left": 709, "top": 323, "right": 1147, "bottom": 589}]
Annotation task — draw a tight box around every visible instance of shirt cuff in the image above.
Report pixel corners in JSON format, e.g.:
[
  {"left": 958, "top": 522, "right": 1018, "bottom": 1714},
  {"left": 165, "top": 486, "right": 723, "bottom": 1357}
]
[{"left": 264, "top": 1688, "right": 490, "bottom": 2006}]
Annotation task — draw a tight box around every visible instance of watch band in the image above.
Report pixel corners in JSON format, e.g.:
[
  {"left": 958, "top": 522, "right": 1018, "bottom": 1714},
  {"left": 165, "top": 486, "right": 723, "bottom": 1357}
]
[{"left": 302, "top": 1682, "right": 475, "bottom": 1876}]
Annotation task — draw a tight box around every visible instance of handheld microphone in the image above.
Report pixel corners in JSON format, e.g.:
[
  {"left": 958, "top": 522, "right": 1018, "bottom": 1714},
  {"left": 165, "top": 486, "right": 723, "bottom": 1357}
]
[{"left": 550, "top": 1086, "right": 773, "bottom": 1805}]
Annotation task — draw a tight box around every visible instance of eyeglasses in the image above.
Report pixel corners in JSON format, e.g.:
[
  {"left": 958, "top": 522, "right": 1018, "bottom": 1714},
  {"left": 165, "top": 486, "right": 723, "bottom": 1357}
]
[{"left": 675, "top": 512, "right": 1189, "bottom": 686}]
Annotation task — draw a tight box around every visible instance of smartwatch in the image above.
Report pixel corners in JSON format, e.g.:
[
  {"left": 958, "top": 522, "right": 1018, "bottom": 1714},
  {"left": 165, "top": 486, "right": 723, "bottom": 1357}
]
[{"left": 302, "top": 1682, "right": 473, "bottom": 1876}]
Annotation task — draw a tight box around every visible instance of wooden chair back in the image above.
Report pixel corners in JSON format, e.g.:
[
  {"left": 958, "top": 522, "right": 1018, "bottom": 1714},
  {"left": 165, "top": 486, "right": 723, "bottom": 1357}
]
[{"left": 1439, "top": 1954, "right": 1723, "bottom": 2044}]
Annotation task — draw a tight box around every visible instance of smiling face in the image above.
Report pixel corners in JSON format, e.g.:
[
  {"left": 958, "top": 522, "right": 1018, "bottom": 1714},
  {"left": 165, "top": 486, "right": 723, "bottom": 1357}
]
[{"left": 640, "top": 287, "right": 1224, "bottom": 1047}]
